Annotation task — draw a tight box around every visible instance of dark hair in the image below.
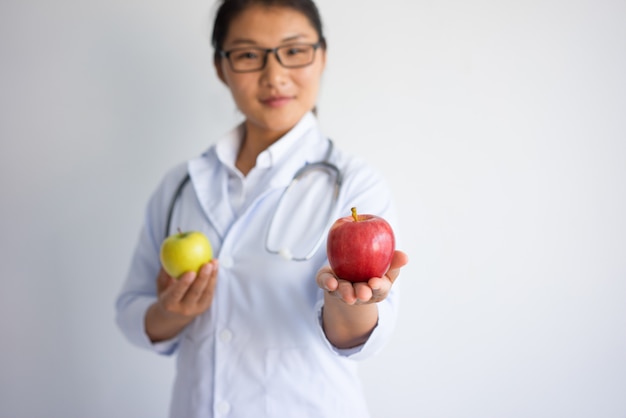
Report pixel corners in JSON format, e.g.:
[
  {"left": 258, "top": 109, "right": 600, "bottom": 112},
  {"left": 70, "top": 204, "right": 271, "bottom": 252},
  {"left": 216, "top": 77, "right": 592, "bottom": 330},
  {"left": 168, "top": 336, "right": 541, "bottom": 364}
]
[{"left": 211, "top": 0, "right": 327, "bottom": 64}]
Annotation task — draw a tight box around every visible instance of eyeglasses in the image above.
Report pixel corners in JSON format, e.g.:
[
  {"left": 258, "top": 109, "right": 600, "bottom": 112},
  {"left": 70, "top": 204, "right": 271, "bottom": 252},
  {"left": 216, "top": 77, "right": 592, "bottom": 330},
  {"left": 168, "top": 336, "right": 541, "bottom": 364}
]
[{"left": 219, "top": 42, "right": 322, "bottom": 73}]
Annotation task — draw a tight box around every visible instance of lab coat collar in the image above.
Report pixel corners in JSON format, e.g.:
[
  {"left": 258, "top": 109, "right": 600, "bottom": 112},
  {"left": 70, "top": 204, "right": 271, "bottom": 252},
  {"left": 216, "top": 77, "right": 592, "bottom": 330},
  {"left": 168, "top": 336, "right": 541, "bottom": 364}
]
[
  {"left": 188, "top": 112, "right": 327, "bottom": 238},
  {"left": 214, "top": 112, "right": 318, "bottom": 172},
  {"left": 263, "top": 111, "right": 318, "bottom": 168}
]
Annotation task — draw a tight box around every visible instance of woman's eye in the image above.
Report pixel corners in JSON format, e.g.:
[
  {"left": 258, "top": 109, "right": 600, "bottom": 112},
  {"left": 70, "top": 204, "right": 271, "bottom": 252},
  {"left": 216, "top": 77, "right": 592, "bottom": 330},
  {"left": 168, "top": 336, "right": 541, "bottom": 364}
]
[
  {"left": 285, "top": 47, "right": 306, "bottom": 56},
  {"left": 233, "top": 51, "right": 259, "bottom": 61}
]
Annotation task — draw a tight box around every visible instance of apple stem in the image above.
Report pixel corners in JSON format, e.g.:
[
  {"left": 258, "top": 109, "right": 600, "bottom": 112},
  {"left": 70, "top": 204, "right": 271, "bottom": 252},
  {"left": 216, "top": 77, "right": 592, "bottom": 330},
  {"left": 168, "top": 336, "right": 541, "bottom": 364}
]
[
  {"left": 177, "top": 227, "right": 182, "bottom": 235},
  {"left": 351, "top": 207, "right": 358, "bottom": 222}
]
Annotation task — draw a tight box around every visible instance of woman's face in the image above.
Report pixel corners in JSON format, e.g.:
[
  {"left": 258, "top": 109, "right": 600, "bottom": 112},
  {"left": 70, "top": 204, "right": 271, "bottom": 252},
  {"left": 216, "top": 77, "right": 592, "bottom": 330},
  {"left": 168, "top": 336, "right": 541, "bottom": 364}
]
[{"left": 216, "top": 5, "right": 326, "bottom": 139}]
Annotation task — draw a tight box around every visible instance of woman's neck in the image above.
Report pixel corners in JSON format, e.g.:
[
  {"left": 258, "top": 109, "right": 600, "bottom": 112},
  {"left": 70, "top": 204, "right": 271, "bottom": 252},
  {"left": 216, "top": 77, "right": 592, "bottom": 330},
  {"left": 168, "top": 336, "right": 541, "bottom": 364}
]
[{"left": 235, "top": 122, "right": 289, "bottom": 176}]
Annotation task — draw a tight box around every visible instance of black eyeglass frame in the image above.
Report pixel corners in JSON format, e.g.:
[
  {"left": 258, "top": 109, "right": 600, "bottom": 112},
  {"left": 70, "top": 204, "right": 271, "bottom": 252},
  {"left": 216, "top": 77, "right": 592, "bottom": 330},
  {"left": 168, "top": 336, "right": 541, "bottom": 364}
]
[{"left": 219, "top": 41, "right": 323, "bottom": 73}]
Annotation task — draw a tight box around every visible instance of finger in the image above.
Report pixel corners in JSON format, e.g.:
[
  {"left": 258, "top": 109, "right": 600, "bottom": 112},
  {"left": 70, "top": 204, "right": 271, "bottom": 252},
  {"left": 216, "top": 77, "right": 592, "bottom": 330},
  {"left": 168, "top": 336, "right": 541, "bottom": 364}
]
[
  {"left": 335, "top": 279, "right": 358, "bottom": 305},
  {"left": 162, "top": 270, "right": 195, "bottom": 304},
  {"left": 197, "top": 260, "right": 219, "bottom": 306},
  {"left": 188, "top": 260, "right": 219, "bottom": 304},
  {"left": 200, "top": 262, "right": 218, "bottom": 298},
  {"left": 368, "top": 276, "right": 392, "bottom": 301},
  {"left": 390, "top": 250, "right": 409, "bottom": 270},
  {"left": 316, "top": 266, "right": 339, "bottom": 292},
  {"left": 181, "top": 264, "right": 212, "bottom": 305},
  {"left": 354, "top": 282, "right": 373, "bottom": 302},
  {"left": 368, "top": 276, "right": 387, "bottom": 292},
  {"left": 386, "top": 250, "right": 409, "bottom": 284},
  {"left": 156, "top": 268, "right": 172, "bottom": 293}
]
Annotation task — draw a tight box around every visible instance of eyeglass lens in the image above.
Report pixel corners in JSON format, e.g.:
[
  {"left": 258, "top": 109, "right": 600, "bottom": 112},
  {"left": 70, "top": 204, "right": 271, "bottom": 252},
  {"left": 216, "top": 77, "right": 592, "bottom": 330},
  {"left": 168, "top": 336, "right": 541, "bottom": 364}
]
[{"left": 227, "top": 44, "right": 317, "bottom": 72}]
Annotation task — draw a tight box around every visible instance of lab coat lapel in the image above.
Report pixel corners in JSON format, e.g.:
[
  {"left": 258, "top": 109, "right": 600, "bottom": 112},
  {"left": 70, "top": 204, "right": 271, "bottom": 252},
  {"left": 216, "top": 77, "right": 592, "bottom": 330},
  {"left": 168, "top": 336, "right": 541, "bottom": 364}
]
[
  {"left": 187, "top": 148, "right": 235, "bottom": 239},
  {"left": 186, "top": 119, "right": 328, "bottom": 238},
  {"left": 267, "top": 127, "right": 328, "bottom": 190}
]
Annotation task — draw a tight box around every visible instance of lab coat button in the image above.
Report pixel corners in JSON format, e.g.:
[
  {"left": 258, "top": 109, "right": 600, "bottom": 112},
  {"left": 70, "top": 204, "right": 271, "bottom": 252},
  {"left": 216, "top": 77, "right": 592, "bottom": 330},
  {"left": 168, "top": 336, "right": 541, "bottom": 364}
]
[
  {"left": 217, "top": 401, "right": 231, "bottom": 415},
  {"left": 221, "top": 256, "right": 233, "bottom": 269},
  {"left": 220, "top": 329, "right": 233, "bottom": 343}
]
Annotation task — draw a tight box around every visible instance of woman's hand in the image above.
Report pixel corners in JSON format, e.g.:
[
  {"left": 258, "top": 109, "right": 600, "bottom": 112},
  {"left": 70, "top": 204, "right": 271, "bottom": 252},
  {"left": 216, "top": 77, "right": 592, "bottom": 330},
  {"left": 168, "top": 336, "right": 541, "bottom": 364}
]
[
  {"left": 315, "top": 250, "right": 408, "bottom": 348},
  {"left": 316, "top": 250, "right": 409, "bottom": 305},
  {"left": 156, "top": 260, "right": 219, "bottom": 317},
  {"left": 145, "top": 260, "right": 219, "bottom": 342}
]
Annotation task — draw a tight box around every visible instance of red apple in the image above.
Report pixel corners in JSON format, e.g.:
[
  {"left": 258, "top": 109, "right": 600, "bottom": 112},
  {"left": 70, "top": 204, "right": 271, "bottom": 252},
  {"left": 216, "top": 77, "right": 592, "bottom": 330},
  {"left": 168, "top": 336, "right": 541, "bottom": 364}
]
[{"left": 327, "top": 207, "right": 395, "bottom": 282}]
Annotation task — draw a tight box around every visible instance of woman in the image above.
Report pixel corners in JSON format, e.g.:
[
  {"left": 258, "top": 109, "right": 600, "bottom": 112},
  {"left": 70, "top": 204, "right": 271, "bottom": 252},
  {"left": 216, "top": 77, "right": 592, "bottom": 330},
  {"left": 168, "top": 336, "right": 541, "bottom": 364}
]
[{"left": 115, "top": 0, "right": 409, "bottom": 417}]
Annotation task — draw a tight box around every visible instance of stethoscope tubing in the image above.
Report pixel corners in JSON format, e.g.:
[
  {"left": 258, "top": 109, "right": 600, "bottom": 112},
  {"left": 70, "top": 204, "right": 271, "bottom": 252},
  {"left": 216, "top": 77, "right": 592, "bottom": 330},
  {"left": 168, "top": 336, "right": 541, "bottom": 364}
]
[{"left": 164, "top": 139, "right": 341, "bottom": 261}]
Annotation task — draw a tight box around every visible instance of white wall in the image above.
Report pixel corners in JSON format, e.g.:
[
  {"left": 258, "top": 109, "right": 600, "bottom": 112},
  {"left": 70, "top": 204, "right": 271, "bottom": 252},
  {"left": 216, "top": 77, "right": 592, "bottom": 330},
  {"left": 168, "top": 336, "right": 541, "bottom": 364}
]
[{"left": 1, "top": 0, "right": 624, "bottom": 417}]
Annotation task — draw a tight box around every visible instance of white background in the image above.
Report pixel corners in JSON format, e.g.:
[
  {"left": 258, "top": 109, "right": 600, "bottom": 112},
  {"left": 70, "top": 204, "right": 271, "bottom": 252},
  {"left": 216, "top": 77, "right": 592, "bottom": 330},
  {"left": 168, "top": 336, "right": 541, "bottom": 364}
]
[{"left": 1, "top": 0, "right": 625, "bottom": 417}]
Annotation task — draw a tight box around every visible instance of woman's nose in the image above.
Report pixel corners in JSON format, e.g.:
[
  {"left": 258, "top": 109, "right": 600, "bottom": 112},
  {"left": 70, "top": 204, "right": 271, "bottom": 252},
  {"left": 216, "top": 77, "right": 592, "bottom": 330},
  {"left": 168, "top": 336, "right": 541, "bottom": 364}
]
[{"left": 260, "top": 51, "right": 288, "bottom": 86}]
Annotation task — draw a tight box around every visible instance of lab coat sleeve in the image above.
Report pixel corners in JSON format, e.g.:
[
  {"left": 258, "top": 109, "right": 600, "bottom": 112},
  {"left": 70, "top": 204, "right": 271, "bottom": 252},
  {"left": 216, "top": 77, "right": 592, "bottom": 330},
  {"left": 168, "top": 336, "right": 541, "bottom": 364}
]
[
  {"left": 315, "top": 155, "right": 403, "bottom": 361},
  {"left": 314, "top": 283, "right": 400, "bottom": 360},
  {"left": 115, "top": 163, "right": 188, "bottom": 355}
]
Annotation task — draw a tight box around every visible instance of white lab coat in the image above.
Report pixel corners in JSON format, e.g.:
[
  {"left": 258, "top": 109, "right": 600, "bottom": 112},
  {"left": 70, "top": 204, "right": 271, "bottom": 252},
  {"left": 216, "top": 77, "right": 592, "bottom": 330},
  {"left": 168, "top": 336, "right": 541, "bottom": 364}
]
[{"left": 115, "top": 113, "right": 401, "bottom": 418}]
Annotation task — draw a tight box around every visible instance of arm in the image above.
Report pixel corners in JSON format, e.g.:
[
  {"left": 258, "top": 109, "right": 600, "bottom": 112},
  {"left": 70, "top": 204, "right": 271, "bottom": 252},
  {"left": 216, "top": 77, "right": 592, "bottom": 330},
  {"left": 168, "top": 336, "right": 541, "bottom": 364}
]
[
  {"left": 316, "top": 250, "right": 409, "bottom": 349},
  {"left": 115, "top": 162, "right": 217, "bottom": 351}
]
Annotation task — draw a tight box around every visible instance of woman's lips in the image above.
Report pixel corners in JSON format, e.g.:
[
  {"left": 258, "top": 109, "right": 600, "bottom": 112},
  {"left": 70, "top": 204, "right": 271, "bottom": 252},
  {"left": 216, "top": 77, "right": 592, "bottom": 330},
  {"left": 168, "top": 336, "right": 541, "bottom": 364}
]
[{"left": 261, "top": 96, "right": 293, "bottom": 108}]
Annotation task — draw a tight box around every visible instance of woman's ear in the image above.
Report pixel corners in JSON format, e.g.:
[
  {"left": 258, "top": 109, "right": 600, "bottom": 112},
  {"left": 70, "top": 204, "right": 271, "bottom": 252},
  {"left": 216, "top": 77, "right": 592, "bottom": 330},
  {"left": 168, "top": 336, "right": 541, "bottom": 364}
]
[
  {"left": 320, "top": 49, "right": 327, "bottom": 73},
  {"left": 214, "top": 57, "right": 228, "bottom": 85}
]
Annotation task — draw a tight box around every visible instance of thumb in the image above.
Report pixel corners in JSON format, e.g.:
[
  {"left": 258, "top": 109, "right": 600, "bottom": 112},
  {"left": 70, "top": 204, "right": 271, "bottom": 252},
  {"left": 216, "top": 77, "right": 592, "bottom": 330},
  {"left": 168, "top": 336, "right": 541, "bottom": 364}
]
[
  {"left": 157, "top": 268, "right": 173, "bottom": 293},
  {"left": 386, "top": 250, "right": 409, "bottom": 283}
]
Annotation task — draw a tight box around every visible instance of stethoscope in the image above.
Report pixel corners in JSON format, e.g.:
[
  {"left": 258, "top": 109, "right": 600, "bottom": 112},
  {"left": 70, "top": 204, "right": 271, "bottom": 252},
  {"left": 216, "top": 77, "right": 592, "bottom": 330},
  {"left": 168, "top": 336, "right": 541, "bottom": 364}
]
[{"left": 165, "top": 139, "right": 342, "bottom": 261}]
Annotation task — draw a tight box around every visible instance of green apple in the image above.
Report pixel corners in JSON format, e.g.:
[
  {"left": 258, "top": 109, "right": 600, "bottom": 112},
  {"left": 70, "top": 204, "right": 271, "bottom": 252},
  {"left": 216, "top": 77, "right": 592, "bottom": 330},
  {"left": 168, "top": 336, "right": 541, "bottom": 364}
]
[{"left": 159, "top": 230, "right": 213, "bottom": 279}]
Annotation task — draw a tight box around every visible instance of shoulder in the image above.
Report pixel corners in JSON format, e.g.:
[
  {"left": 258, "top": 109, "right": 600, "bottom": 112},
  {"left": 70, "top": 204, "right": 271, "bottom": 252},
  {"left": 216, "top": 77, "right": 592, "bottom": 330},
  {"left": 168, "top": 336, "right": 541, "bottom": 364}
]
[
  {"left": 146, "top": 144, "right": 217, "bottom": 216},
  {"left": 158, "top": 143, "right": 221, "bottom": 195},
  {"left": 331, "top": 144, "right": 390, "bottom": 194},
  {"left": 152, "top": 160, "right": 192, "bottom": 202},
  {"left": 329, "top": 142, "right": 398, "bottom": 225}
]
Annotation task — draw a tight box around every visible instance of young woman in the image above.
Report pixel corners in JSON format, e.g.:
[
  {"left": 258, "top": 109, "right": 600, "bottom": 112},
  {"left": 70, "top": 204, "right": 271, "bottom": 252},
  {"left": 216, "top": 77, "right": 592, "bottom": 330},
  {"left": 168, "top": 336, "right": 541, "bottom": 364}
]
[{"left": 116, "top": 0, "right": 409, "bottom": 416}]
